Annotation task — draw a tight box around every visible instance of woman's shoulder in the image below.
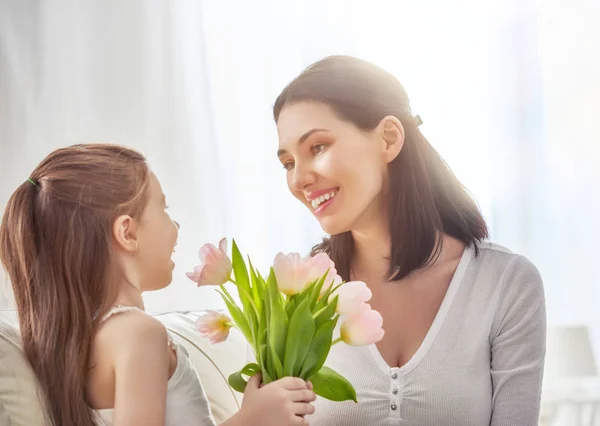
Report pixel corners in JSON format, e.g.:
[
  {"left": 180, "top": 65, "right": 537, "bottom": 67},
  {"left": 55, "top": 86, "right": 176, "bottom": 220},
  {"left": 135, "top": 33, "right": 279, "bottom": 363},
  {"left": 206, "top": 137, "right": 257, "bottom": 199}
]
[
  {"left": 472, "top": 241, "right": 541, "bottom": 280},
  {"left": 469, "top": 240, "right": 544, "bottom": 306},
  {"left": 470, "top": 242, "right": 546, "bottom": 346}
]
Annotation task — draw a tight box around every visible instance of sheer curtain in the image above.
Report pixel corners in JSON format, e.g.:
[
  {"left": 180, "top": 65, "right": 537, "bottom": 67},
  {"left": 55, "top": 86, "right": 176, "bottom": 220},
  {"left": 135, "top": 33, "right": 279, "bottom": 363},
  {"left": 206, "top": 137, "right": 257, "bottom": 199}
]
[
  {"left": 1, "top": 0, "right": 598, "bottom": 358},
  {"left": 0, "top": 0, "right": 228, "bottom": 310}
]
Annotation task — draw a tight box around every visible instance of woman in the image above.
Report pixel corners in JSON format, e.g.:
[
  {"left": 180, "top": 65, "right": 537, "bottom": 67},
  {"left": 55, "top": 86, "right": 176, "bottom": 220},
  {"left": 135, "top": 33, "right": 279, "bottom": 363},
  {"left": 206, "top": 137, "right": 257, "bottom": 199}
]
[{"left": 274, "top": 55, "right": 545, "bottom": 426}]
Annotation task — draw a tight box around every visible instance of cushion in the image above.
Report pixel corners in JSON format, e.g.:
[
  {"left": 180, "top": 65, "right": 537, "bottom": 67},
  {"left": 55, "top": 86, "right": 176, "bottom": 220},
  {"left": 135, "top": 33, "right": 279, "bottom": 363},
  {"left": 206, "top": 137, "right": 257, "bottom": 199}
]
[{"left": 0, "top": 311, "right": 50, "bottom": 426}]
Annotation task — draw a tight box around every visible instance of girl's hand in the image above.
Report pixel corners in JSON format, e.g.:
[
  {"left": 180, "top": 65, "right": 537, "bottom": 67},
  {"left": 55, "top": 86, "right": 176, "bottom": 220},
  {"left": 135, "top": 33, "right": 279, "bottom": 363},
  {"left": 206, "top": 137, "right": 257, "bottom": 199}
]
[{"left": 239, "top": 373, "right": 316, "bottom": 425}]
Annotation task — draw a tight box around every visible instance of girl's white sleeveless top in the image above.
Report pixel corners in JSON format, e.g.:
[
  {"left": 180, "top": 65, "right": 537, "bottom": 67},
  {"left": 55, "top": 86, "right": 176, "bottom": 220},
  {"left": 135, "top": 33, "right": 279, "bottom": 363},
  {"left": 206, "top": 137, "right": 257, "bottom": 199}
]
[{"left": 93, "top": 306, "right": 217, "bottom": 426}]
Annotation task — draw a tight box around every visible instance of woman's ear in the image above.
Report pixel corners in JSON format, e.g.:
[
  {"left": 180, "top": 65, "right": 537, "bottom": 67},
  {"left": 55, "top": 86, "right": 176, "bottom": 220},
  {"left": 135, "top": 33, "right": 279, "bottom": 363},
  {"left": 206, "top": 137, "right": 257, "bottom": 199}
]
[{"left": 377, "top": 115, "right": 405, "bottom": 164}]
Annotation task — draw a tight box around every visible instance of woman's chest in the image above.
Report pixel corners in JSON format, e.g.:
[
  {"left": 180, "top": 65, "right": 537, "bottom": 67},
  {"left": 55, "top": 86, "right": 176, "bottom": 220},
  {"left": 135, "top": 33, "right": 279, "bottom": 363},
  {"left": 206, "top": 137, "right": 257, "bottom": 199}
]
[
  {"left": 311, "top": 342, "right": 492, "bottom": 426},
  {"left": 367, "top": 279, "right": 449, "bottom": 368}
]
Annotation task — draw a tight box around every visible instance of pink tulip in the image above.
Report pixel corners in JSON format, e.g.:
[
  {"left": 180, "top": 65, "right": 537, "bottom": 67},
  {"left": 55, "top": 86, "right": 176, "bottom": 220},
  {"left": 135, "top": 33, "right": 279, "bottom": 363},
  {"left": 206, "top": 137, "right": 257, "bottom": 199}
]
[
  {"left": 273, "top": 252, "right": 310, "bottom": 295},
  {"left": 186, "top": 238, "right": 232, "bottom": 286},
  {"left": 305, "top": 253, "right": 343, "bottom": 295},
  {"left": 305, "top": 253, "right": 333, "bottom": 282},
  {"left": 196, "top": 310, "right": 233, "bottom": 344},
  {"left": 329, "top": 281, "right": 372, "bottom": 315},
  {"left": 340, "top": 308, "right": 385, "bottom": 346}
]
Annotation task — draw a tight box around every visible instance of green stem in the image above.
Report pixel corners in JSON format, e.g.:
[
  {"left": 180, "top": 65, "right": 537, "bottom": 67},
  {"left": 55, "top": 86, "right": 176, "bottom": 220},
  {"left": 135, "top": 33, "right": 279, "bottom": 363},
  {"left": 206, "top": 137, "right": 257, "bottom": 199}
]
[{"left": 332, "top": 337, "right": 343, "bottom": 345}]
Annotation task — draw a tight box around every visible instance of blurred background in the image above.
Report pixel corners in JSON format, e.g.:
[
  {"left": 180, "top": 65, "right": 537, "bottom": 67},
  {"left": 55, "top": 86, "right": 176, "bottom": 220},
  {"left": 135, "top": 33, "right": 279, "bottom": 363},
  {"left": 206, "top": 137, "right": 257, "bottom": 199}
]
[{"left": 1, "top": 0, "right": 599, "bottom": 423}]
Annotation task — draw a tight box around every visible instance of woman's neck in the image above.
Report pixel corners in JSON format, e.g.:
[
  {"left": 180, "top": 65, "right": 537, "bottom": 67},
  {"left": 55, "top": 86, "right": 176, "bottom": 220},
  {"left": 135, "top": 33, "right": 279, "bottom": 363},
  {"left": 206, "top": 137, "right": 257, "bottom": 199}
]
[
  {"left": 350, "top": 218, "right": 391, "bottom": 282},
  {"left": 349, "top": 217, "right": 464, "bottom": 283}
]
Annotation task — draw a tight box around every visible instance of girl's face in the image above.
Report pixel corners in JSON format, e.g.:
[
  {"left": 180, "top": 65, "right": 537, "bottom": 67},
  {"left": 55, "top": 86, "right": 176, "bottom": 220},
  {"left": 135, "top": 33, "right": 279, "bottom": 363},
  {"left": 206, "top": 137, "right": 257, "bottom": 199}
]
[{"left": 113, "top": 173, "right": 179, "bottom": 292}]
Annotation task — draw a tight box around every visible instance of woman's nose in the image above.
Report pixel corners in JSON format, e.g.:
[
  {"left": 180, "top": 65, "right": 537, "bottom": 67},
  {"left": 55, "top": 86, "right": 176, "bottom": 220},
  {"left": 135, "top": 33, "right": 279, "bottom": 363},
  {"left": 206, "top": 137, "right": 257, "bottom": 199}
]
[{"left": 292, "top": 162, "right": 317, "bottom": 190}]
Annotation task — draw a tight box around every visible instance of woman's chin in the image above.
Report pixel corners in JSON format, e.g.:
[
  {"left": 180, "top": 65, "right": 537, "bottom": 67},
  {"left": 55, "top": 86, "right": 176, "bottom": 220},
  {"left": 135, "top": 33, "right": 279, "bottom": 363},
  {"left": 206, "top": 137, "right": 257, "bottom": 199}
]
[{"left": 318, "top": 217, "right": 351, "bottom": 236}]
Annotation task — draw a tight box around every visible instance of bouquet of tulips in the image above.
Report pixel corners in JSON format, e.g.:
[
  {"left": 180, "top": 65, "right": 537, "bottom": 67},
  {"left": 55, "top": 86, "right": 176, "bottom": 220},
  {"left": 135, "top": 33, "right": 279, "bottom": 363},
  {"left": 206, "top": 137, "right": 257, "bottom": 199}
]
[{"left": 186, "top": 238, "right": 384, "bottom": 402}]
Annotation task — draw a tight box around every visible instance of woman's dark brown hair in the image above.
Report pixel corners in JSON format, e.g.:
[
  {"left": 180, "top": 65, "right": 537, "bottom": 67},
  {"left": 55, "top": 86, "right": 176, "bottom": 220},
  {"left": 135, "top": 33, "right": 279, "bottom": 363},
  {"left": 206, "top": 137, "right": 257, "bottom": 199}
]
[
  {"left": 274, "top": 55, "right": 488, "bottom": 281},
  {"left": 0, "top": 143, "right": 151, "bottom": 426}
]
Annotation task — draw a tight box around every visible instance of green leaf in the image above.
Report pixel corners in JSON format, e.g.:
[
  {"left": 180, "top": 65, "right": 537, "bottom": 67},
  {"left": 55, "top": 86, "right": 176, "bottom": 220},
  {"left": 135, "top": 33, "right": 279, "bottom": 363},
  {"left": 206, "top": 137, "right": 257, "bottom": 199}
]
[
  {"left": 285, "top": 296, "right": 297, "bottom": 318},
  {"left": 261, "top": 365, "right": 273, "bottom": 384},
  {"left": 270, "top": 346, "right": 284, "bottom": 378},
  {"left": 256, "top": 272, "right": 268, "bottom": 322},
  {"left": 310, "top": 366, "right": 358, "bottom": 402},
  {"left": 299, "top": 318, "right": 337, "bottom": 379},
  {"left": 314, "top": 296, "right": 338, "bottom": 329},
  {"left": 315, "top": 280, "right": 344, "bottom": 311},
  {"left": 267, "top": 269, "right": 287, "bottom": 366},
  {"left": 259, "top": 273, "right": 270, "bottom": 357},
  {"left": 307, "top": 272, "right": 329, "bottom": 309},
  {"left": 236, "top": 284, "right": 260, "bottom": 345},
  {"left": 293, "top": 282, "right": 313, "bottom": 306},
  {"left": 228, "top": 363, "right": 261, "bottom": 393},
  {"left": 320, "top": 281, "right": 343, "bottom": 305},
  {"left": 216, "top": 288, "right": 252, "bottom": 342},
  {"left": 283, "top": 298, "right": 315, "bottom": 376},
  {"left": 231, "top": 239, "right": 250, "bottom": 294},
  {"left": 230, "top": 241, "right": 258, "bottom": 345},
  {"left": 262, "top": 343, "right": 277, "bottom": 384},
  {"left": 258, "top": 343, "right": 270, "bottom": 382},
  {"left": 248, "top": 260, "right": 263, "bottom": 313}
]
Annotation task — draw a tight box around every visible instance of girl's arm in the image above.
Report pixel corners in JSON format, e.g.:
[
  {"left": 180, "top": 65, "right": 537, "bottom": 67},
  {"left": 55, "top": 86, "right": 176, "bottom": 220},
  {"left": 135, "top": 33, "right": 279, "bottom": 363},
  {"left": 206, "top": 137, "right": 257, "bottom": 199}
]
[{"left": 110, "top": 313, "right": 171, "bottom": 426}]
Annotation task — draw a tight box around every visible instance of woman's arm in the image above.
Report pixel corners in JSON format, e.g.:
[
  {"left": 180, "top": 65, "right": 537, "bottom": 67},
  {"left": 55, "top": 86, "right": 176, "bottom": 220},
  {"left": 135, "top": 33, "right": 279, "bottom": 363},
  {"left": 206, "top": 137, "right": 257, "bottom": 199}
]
[{"left": 490, "top": 255, "right": 546, "bottom": 426}]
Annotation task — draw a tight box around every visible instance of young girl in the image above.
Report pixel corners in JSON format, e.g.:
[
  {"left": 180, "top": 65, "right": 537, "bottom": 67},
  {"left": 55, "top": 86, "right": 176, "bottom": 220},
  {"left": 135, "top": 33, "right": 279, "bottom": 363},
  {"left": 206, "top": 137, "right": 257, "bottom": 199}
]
[
  {"left": 272, "top": 56, "right": 545, "bottom": 425},
  {"left": 0, "top": 143, "right": 315, "bottom": 426}
]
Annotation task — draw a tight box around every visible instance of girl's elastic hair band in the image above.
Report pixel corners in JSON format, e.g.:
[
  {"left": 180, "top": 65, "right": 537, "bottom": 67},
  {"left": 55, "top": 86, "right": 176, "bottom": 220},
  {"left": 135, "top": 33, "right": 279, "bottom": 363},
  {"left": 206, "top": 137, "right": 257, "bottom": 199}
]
[{"left": 27, "top": 178, "right": 38, "bottom": 187}]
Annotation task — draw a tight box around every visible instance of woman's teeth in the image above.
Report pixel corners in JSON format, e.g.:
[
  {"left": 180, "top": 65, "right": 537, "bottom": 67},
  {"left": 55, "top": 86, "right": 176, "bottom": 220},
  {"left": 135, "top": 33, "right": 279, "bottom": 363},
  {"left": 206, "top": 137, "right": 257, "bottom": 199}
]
[{"left": 311, "top": 191, "right": 338, "bottom": 209}]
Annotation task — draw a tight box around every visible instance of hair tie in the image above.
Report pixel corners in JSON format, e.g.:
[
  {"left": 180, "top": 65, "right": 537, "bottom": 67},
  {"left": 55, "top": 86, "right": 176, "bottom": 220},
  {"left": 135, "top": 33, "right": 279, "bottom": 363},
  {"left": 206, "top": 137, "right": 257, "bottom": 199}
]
[
  {"left": 27, "top": 178, "right": 38, "bottom": 187},
  {"left": 414, "top": 115, "right": 423, "bottom": 127}
]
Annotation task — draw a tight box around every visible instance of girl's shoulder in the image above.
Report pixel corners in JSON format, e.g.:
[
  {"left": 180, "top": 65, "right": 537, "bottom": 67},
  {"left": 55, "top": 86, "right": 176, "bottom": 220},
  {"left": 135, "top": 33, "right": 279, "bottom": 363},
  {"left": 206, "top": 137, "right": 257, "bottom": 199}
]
[{"left": 95, "top": 306, "right": 170, "bottom": 355}]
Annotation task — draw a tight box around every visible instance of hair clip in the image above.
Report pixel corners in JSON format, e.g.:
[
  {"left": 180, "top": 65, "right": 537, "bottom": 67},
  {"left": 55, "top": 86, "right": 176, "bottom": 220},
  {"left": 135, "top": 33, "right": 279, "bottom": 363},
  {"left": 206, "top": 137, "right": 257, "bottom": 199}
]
[
  {"left": 414, "top": 115, "right": 423, "bottom": 126},
  {"left": 27, "top": 178, "right": 38, "bottom": 187}
]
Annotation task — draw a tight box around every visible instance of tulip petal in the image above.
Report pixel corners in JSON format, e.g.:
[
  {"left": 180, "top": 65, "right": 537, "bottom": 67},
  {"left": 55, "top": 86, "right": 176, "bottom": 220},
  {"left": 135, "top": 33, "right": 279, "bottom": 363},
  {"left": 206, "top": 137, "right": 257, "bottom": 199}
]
[
  {"left": 186, "top": 271, "right": 202, "bottom": 283},
  {"left": 273, "top": 252, "right": 311, "bottom": 295},
  {"left": 340, "top": 308, "right": 385, "bottom": 346},
  {"left": 331, "top": 281, "right": 372, "bottom": 315},
  {"left": 218, "top": 237, "right": 228, "bottom": 254},
  {"left": 196, "top": 311, "right": 233, "bottom": 344}
]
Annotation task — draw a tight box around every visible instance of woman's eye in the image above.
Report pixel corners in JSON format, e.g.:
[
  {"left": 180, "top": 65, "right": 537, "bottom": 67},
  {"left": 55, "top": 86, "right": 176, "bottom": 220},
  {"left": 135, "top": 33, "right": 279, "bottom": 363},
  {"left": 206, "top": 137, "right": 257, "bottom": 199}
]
[
  {"left": 282, "top": 160, "right": 294, "bottom": 171},
  {"left": 312, "top": 143, "right": 326, "bottom": 154}
]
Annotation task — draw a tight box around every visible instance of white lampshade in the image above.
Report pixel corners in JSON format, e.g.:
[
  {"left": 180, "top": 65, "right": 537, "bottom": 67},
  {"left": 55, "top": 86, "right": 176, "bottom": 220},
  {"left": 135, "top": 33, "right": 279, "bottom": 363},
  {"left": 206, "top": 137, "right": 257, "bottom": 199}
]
[{"left": 545, "top": 325, "right": 597, "bottom": 381}]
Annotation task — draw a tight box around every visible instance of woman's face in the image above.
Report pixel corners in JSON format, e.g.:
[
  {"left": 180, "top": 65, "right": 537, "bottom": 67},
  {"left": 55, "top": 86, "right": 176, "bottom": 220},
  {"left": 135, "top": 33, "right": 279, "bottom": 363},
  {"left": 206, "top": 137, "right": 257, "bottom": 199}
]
[{"left": 276, "top": 101, "right": 403, "bottom": 235}]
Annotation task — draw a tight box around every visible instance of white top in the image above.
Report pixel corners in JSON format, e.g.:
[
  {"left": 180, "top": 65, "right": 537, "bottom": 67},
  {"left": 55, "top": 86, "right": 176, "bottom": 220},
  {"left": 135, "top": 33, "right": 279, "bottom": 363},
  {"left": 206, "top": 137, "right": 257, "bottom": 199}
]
[
  {"left": 94, "top": 306, "right": 216, "bottom": 426},
  {"left": 309, "top": 242, "right": 546, "bottom": 426}
]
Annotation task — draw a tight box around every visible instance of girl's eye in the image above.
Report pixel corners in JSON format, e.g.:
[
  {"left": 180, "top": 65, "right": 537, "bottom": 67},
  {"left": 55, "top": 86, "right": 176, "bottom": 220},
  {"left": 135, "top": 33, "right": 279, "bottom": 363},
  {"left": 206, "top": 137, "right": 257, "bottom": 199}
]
[{"left": 282, "top": 161, "right": 294, "bottom": 171}]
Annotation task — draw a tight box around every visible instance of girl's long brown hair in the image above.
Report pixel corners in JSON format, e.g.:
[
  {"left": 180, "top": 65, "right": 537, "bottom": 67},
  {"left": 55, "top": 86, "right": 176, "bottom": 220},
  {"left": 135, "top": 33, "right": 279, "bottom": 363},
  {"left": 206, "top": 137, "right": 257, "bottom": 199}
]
[
  {"left": 274, "top": 56, "right": 488, "bottom": 281},
  {"left": 0, "top": 143, "right": 151, "bottom": 426}
]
